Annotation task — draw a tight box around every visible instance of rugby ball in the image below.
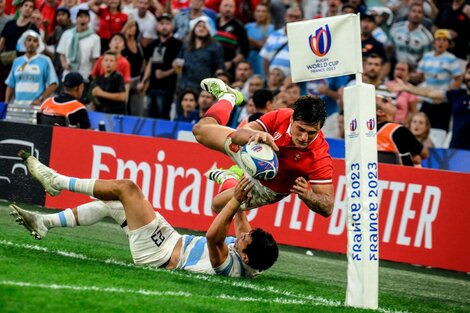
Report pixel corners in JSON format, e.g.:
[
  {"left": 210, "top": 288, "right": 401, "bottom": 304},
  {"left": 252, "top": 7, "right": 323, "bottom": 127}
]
[{"left": 240, "top": 142, "right": 279, "bottom": 180}]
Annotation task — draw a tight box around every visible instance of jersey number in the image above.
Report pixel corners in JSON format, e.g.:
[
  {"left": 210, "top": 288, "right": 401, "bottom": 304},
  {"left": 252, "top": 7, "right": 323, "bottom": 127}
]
[{"left": 151, "top": 227, "right": 165, "bottom": 247}]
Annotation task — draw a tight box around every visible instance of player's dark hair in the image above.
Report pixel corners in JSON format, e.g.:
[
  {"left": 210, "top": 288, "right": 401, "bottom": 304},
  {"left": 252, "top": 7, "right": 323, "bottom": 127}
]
[
  {"left": 253, "top": 89, "right": 273, "bottom": 109},
  {"left": 292, "top": 95, "right": 326, "bottom": 128},
  {"left": 243, "top": 228, "right": 279, "bottom": 271}
]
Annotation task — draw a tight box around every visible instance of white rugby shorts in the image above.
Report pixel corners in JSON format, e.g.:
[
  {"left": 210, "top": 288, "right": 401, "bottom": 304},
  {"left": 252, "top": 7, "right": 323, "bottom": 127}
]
[{"left": 128, "top": 212, "right": 182, "bottom": 267}]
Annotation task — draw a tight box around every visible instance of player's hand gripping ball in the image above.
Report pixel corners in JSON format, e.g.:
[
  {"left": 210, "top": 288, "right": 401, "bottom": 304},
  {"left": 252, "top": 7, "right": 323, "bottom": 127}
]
[{"left": 240, "top": 142, "right": 279, "bottom": 180}]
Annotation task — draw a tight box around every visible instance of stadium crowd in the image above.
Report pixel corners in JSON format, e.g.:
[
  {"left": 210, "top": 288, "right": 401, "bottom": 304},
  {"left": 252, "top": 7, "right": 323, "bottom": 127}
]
[{"left": 1, "top": 0, "right": 469, "bottom": 153}]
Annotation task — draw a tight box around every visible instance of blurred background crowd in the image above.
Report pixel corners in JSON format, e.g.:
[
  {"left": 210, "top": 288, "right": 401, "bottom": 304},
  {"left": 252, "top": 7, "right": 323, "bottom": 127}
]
[{"left": 1, "top": 0, "right": 469, "bottom": 151}]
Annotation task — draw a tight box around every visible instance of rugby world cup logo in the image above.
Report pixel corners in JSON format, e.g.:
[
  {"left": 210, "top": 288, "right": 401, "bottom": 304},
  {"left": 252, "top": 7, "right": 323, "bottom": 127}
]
[
  {"left": 350, "top": 119, "right": 357, "bottom": 132},
  {"left": 366, "top": 118, "right": 375, "bottom": 131},
  {"left": 309, "top": 24, "right": 332, "bottom": 57}
]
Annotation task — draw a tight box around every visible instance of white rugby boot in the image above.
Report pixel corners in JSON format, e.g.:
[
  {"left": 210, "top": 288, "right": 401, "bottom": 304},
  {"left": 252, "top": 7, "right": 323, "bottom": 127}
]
[
  {"left": 10, "top": 204, "right": 48, "bottom": 240},
  {"left": 205, "top": 165, "right": 244, "bottom": 185},
  {"left": 19, "top": 150, "right": 61, "bottom": 196},
  {"left": 200, "top": 78, "right": 244, "bottom": 105}
]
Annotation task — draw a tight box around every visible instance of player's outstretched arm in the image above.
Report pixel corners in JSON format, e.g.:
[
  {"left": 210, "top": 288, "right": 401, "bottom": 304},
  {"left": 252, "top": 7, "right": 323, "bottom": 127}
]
[
  {"left": 230, "top": 121, "right": 279, "bottom": 152},
  {"left": 206, "top": 177, "right": 253, "bottom": 267},
  {"left": 291, "top": 177, "right": 334, "bottom": 217}
]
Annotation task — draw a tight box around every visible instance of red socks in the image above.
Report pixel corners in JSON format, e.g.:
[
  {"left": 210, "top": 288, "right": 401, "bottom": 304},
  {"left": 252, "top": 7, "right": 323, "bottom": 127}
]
[
  {"left": 204, "top": 99, "right": 233, "bottom": 125},
  {"left": 219, "top": 178, "right": 238, "bottom": 193}
]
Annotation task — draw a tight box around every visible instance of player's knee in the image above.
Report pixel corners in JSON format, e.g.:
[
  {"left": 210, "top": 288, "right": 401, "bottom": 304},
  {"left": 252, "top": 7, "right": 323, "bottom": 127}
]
[
  {"left": 192, "top": 122, "right": 204, "bottom": 143},
  {"left": 115, "top": 179, "right": 139, "bottom": 195}
]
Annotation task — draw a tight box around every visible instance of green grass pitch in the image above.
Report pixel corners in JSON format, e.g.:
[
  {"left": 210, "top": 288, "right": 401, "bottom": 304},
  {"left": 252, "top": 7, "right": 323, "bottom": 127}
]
[{"left": 0, "top": 201, "right": 469, "bottom": 313}]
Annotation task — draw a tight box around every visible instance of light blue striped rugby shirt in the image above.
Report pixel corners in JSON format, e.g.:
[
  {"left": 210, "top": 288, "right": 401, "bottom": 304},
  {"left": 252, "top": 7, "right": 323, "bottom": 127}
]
[
  {"left": 259, "top": 28, "right": 291, "bottom": 78},
  {"left": 176, "top": 235, "right": 260, "bottom": 278},
  {"left": 417, "top": 51, "right": 464, "bottom": 90},
  {"left": 5, "top": 54, "right": 58, "bottom": 106},
  {"left": 390, "top": 21, "right": 433, "bottom": 67}
]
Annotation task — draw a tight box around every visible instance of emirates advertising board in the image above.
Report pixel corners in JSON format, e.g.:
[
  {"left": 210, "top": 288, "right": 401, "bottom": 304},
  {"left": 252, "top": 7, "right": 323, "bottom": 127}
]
[{"left": 42, "top": 127, "right": 470, "bottom": 273}]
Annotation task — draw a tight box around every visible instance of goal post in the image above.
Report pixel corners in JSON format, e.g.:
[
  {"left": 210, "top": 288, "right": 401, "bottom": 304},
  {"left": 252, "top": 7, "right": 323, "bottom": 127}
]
[{"left": 287, "top": 14, "right": 379, "bottom": 309}]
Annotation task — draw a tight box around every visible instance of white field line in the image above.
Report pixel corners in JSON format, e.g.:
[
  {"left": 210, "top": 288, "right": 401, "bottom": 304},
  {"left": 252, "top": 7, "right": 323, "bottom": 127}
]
[
  {"left": 0, "top": 280, "right": 314, "bottom": 305},
  {"left": 0, "top": 240, "right": 409, "bottom": 313}
]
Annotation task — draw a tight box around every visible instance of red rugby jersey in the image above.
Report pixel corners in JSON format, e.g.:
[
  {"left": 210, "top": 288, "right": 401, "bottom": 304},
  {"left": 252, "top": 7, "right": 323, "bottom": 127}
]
[{"left": 255, "top": 108, "right": 333, "bottom": 194}]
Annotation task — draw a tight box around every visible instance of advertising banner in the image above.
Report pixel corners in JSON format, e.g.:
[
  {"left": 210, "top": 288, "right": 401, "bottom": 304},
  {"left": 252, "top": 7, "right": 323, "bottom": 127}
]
[
  {"left": 0, "top": 121, "right": 52, "bottom": 205},
  {"left": 45, "top": 127, "right": 470, "bottom": 273},
  {"left": 287, "top": 14, "right": 362, "bottom": 83}
]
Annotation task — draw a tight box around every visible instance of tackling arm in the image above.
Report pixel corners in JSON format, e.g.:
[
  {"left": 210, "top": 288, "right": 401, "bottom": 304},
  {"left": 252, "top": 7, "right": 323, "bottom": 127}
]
[{"left": 206, "top": 177, "right": 253, "bottom": 267}]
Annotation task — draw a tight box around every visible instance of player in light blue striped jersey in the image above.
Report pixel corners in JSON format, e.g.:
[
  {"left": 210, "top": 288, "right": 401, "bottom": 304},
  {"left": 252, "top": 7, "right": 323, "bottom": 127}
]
[{"left": 10, "top": 151, "right": 279, "bottom": 278}]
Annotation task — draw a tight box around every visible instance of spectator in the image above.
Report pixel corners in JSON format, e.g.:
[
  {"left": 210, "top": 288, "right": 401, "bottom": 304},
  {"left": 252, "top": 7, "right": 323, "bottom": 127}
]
[
  {"left": 367, "top": 6, "right": 394, "bottom": 36},
  {"left": 44, "top": 7, "right": 74, "bottom": 80},
  {"left": 0, "top": 0, "right": 39, "bottom": 101},
  {"left": 174, "top": 15, "right": 224, "bottom": 103},
  {"left": 90, "top": 50, "right": 127, "bottom": 114},
  {"left": 197, "top": 89, "right": 215, "bottom": 119},
  {"left": 123, "top": 0, "right": 157, "bottom": 48},
  {"left": 175, "top": 89, "right": 199, "bottom": 123},
  {"left": 63, "top": 0, "right": 78, "bottom": 11},
  {"left": 324, "top": 0, "right": 342, "bottom": 18},
  {"left": 173, "top": 0, "right": 217, "bottom": 42},
  {"left": 260, "top": 6, "right": 303, "bottom": 79},
  {"left": 352, "top": 54, "right": 395, "bottom": 103},
  {"left": 91, "top": 32, "right": 131, "bottom": 104},
  {"left": 4, "top": 30, "right": 58, "bottom": 106},
  {"left": 214, "top": 0, "right": 249, "bottom": 76},
  {"left": 226, "top": 60, "right": 253, "bottom": 126},
  {"left": 272, "top": 88, "right": 288, "bottom": 109},
  {"left": 266, "top": 67, "right": 284, "bottom": 92},
  {"left": 57, "top": 8, "right": 101, "bottom": 102},
  {"left": 302, "top": 75, "right": 349, "bottom": 117},
  {"left": 30, "top": 9, "right": 44, "bottom": 36},
  {"left": 121, "top": 19, "right": 145, "bottom": 116},
  {"left": 39, "top": 72, "right": 91, "bottom": 129},
  {"left": 89, "top": 0, "right": 128, "bottom": 53},
  {"left": 390, "top": 3, "right": 433, "bottom": 69},
  {"left": 247, "top": 74, "right": 264, "bottom": 98},
  {"left": 407, "top": 112, "right": 434, "bottom": 148},
  {"left": 376, "top": 95, "right": 429, "bottom": 166},
  {"left": 0, "top": 0, "right": 11, "bottom": 35},
  {"left": 70, "top": 1, "right": 100, "bottom": 31},
  {"left": 433, "top": 0, "right": 470, "bottom": 67},
  {"left": 393, "top": 0, "right": 437, "bottom": 29},
  {"left": 215, "top": 69, "right": 232, "bottom": 84},
  {"left": 268, "top": 0, "right": 287, "bottom": 29},
  {"left": 360, "top": 13, "right": 389, "bottom": 80},
  {"left": 341, "top": 4, "right": 357, "bottom": 15},
  {"left": 38, "top": 0, "right": 59, "bottom": 35},
  {"left": 386, "top": 61, "right": 418, "bottom": 124},
  {"left": 347, "top": 0, "right": 367, "bottom": 15},
  {"left": 141, "top": 13, "right": 182, "bottom": 119},
  {"left": 301, "top": 74, "right": 349, "bottom": 138},
  {"left": 388, "top": 62, "right": 470, "bottom": 151},
  {"left": 244, "top": 3, "right": 274, "bottom": 78},
  {"left": 284, "top": 83, "right": 300, "bottom": 108},
  {"left": 416, "top": 29, "right": 464, "bottom": 131},
  {"left": 237, "top": 88, "right": 273, "bottom": 129},
  {"left": 231, "top": 60, "right": 252, "bottom": 99}
]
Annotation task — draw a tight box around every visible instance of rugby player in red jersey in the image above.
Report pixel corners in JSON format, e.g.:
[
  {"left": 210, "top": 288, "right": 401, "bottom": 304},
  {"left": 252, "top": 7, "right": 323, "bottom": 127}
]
[{"left": 193, "top": 78, "right": 334, "bottom": 217}]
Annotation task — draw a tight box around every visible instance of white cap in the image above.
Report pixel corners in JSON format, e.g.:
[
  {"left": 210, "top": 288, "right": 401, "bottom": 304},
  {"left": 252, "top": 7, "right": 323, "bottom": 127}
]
[
  {"left": 189, "top": 15, "right": 216, "bottom": 37},
  {"left": 16, "top": 30, "right": 45, "bottom": 54}
]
